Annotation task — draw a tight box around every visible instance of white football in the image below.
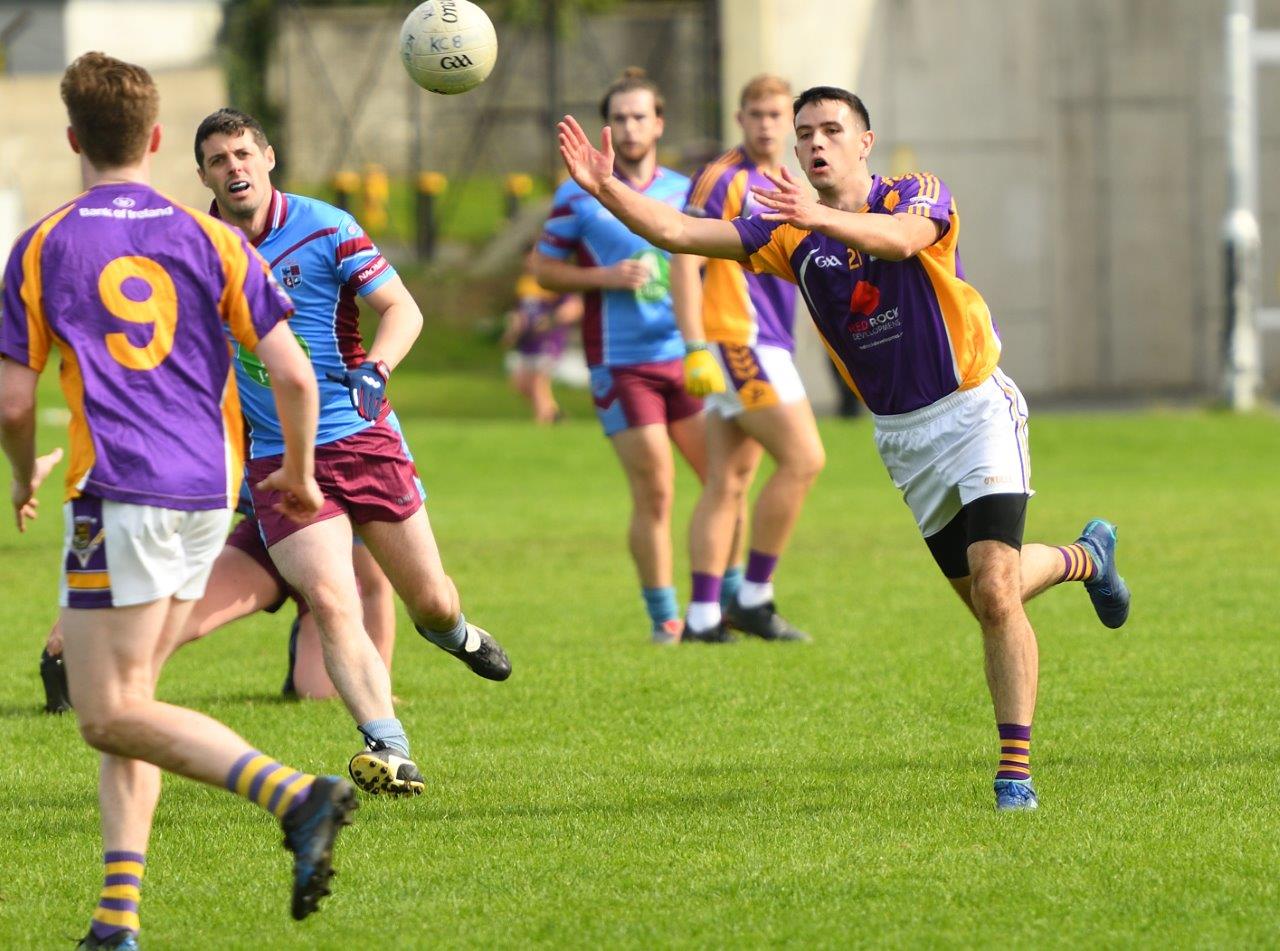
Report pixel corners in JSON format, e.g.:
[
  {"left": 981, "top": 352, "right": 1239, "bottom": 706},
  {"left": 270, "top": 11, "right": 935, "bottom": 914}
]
[{"left": 399, "top": 0, "right": 497, "bottom": 95}]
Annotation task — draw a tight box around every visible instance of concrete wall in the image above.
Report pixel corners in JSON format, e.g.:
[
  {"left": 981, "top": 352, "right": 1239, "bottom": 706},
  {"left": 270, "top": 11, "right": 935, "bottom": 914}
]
[
  {"left": 0, "top": 66, "right": 229, "bottom": 239},
  {"left": 721, "top": 0, "right": 1280, "bottom": 405},
  {"left": 0, "top": 0, "right": 221, "bottom": 74},
  {"left": 270, "top": 1, "right": 718, "bottom": 185}
]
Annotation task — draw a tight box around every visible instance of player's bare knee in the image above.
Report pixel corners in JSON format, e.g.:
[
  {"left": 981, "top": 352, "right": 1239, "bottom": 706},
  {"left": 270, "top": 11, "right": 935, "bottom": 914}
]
[
  {"left": 304, "top": 585, "right": 362, "bottom": 634},
  {"left": 969, "top": 573, "right": 1022, "bottom": 630},
  {"left": 634, "top": 482, "right": 674, "bottom": 519},
  {"left": 407, "top": 582, "right": 457, "bottom": 628},
  {"left": 76, "top": 707, "right": 133, "bottom": 754},
  {"left": 778, "top": 445, "right": 826, "bottom": 487}
]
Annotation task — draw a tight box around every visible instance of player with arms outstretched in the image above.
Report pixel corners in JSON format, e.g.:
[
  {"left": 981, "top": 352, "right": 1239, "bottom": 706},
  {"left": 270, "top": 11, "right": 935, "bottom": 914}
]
[
  {"left": 530, "top": 69, "right": 712, "bottom": 644},
  {"left": 556, "top": 86, "right": 1131, "bottom": 810},
  {"left": 195, "top": 108, "right": 512, "bottom": 796},
  {"left": 0, "top": 54, "right": 353, "bottom": 948},
  {"left": 672, "top": 74, "right": 825, "bottom": 643}
]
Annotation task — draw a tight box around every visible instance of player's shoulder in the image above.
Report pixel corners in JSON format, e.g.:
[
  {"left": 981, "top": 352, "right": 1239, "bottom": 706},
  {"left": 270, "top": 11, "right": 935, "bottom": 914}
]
[
  {"left": 550, "top": 176, "right": 593, "bottom": 207},
  {"left": 690, "top": 147, "right": 745, "bottom": 188},
  {"left": 878, "top": 171, "right": 948, "bottom": 208},
  {"left": 656, "top": 166, "right": 691, "bottom": 191},
  {"left": 280, "top": 191, "right": 354, "bottom": 232},
  {"left": 9, "top": 192, "right": 88, "bottom": 256}
]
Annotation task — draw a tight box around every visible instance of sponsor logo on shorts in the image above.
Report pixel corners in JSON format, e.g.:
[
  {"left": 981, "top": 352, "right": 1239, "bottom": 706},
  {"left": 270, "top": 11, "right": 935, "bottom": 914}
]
[
  {"left": 814, "top": 254, "right": 842, "bottom": 268},
  {"left": 71, "top": 517, "right": 105, "bottom": 569}
]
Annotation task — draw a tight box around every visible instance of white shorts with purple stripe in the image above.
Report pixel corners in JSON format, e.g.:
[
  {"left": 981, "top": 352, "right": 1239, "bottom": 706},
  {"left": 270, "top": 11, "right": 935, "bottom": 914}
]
[
  {"left": 60, "top": 496, "right": 230, "bottom": 609},
  {"left": 871, "top": 368, "right": 1032, "bottom": 537}
]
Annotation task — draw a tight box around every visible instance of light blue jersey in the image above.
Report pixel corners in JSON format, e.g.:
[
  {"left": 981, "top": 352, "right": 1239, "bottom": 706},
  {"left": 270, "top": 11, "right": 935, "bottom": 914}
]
[
  {"left": 537, "top": 168, "right": 689, "bottom": 367},
  {"left": 217, "top": 190, "right": 397, "bottom": 458}
]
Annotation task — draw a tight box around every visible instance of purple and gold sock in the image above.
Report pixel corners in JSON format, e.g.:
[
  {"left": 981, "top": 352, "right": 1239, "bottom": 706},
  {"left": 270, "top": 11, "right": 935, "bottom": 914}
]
[
  {"left": 90, "top": 850, "right": 144, "bottom": 941},
  {"left": 996, "top": 723, "right": 1032, "bottom": 781},
  {"left": 226, "top": 751, "right": 315, "bottom": 819},
  {"left": 1054, "top": 544, "right": 1097, "bottom": 583}
]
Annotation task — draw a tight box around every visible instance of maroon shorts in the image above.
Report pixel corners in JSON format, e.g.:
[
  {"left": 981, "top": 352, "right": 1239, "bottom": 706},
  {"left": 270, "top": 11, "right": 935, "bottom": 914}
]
[
  {"left": 223, "top": 516, "right": 305, "bottom": 615},
  {"left": 247, "top": 419, "right": 426, "bottom": 547},
  {"left": 588, "top": 358, "right": 703, "bottom": 437}
]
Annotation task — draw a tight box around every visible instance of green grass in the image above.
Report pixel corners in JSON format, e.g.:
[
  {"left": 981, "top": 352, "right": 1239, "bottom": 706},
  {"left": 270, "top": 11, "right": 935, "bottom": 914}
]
[{"left": 3, "top": 381, "right": 1279, "bottom": 947}]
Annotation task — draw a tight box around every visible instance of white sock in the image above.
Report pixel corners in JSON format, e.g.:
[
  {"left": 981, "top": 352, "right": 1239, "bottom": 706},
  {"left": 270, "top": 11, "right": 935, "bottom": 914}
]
[
  {"left": 686, "top": 600, "right": 722, "bottom": 631},
  {"left": 737, "top": 580, "right": 774, "bottom": 609}
]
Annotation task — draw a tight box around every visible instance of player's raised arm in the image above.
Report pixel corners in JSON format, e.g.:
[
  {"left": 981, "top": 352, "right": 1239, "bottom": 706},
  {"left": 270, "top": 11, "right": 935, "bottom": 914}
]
[
  {"left": 750, "top": 167, "right": 942, "bottom": 262},
  {"left": 557, "top": 115, "right": 747, "bottom": 261}
]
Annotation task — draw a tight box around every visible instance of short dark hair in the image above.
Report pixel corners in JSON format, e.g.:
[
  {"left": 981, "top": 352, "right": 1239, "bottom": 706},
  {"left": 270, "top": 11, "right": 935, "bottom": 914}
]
[
  {"left": 194, "top": 108, "right": 270, "bottom": 168},
  {"left": 61, "top": 52, "right": 159, "bottom": 169},
  {"left": 792, "top": 86, "right": 871, "bottom": 131},
  {"left": 599, "top": 66, "right": 665, "bottom": 120}
]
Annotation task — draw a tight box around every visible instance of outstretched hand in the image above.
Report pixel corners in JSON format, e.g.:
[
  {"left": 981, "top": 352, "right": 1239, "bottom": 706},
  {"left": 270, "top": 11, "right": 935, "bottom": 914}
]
[
  {"left": 557, "top": 115, "right": 614, "bottom": 198},
  {"left": 11, "top": 447, "right": 64, "bottom": 532},
  {"left": 750, "top": 167, "right": 829, "bottom": 231}
]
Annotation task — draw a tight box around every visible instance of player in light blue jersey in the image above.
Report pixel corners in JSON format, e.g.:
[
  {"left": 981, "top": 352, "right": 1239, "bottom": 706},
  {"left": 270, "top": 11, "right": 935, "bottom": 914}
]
[
  {"left": 530, "top": 68, "right": 710, "bottom": 644},
  {"left": 195, "top": 109, "right": 511, "bottom": 797}
]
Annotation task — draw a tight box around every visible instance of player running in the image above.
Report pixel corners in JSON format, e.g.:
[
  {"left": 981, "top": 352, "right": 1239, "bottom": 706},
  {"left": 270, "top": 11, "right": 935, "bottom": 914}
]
[
  {"left": 672, "top": 75, "right": 825, "bottom": 643},
  {"left": 0, "top": 54, "right": 353, "bottom": 948},
  {"left": 194, "top": 108, "right": 511, "bottom": 796},
  {"left": 502, "top": 250, "right": 583, "bottom": 424},
  {"left": 556, "top": 86, "right": 1131, "bottom": 811},
  {"left": 40, "top": 507, "right": 397, "bottom": 712},
  {"left": 529, "top": 68, "right": 710, "bottom": 644}
]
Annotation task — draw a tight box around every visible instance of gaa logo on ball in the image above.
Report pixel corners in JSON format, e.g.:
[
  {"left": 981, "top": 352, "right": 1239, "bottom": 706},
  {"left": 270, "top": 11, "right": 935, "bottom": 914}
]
[{"left": 400, "top": 0, "right": 498, "bottom": 95}]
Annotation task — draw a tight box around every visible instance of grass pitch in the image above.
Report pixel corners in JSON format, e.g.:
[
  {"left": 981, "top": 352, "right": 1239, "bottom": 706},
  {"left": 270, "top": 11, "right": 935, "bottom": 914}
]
[{"left": 2, "top": 385, "right": 1277, "bottom": 948}]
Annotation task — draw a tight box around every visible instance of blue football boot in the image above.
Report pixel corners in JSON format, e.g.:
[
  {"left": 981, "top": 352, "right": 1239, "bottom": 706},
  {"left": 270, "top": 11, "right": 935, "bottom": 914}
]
[
  {"left": 281, "top": 776, "right": 358, "bottom": 920},
  {"left": 1075, "top": 518, "right": 1131, "bottom": 629},
  {"left": 994, "top": 778, "right": 1039, "bottom": 811}
]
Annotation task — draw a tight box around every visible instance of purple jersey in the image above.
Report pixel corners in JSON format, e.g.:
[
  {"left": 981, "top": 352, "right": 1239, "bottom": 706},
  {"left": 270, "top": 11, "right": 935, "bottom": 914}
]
[
  {"left": 733, "top": 173, "right": 1001, "bottom": 415},
  {"left": 0, "top": 182, "right": 292, "bottom": 509},
  {"left": 512, "top": 274, "right": 569, "bottom": 358},
  {"left": 684, "top": 147, "right": 798, "bottom": 350}
]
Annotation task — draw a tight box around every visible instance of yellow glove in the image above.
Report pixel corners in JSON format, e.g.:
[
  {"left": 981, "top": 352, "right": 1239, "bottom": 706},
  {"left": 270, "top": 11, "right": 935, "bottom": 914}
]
[{"left": 683, "top": 343, "right": 726, "bottom": 396}]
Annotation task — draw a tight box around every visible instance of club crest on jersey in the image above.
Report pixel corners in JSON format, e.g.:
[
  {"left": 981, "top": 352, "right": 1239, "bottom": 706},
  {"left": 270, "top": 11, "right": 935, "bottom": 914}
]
[
  {"left": 280, "top": 261, "right": 303, "bottom": 288},
  {"left": 71, "top": 517, "right": 106, "bottom": 569}
]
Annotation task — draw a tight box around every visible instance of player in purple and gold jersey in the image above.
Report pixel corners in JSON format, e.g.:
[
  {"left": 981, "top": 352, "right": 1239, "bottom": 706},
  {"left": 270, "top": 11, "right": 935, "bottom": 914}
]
[
  {"left": 0, "top": 54, "right": 353, "bottom": 947},
  {"left": 672, "top": 75, "right": 825, "bottom": 644},
  {"left": 556, "top": 85, "right": 1131, "bottom": 812},
  {"left": 531, "top": 68, "right": 709, "bottom": 644},
  {"left": 502, "top": 252, "right": 583, "bottom": 424},
  {"left": 195, "top": 108, "right": 511, "bottom": 798}
]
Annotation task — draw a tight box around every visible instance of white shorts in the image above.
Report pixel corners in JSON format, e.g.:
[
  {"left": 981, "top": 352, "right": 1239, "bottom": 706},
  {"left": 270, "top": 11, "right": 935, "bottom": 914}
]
[
  {"left": 873, "top": 369, "right": 1032, "bottom": 538},
  {"left": 505, "top": 351, "right": 557, "bottom": 375},
  {"left": 704, "top": 343, "right": 808, "bottom": 419},
  {"left": 60, "top": 496, "right": 230, "bottom": 609}
]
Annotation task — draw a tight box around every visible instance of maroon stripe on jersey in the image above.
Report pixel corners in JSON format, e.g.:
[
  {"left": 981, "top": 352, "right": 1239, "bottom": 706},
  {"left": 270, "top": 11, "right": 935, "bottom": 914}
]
[
  {"left": 347, "top": 255, "right": 390, "bottom": 290},
  {"left": 335, "top": 282, "right": 368, "bottom": 368},
  {"left": 548, "top": 205, "right": 573, "bottom": 219},
  {"left": 268, "top": 228, "right": 339, "bottom": 268},
  {"left": 335, "top": 235, "right": 374, "bottom": 263},
  {"left": 539, "top": 231, "right": 576, "bottom": 250},
  {"left": 575, "top": 245, "right": 604, "bottom": 365}
]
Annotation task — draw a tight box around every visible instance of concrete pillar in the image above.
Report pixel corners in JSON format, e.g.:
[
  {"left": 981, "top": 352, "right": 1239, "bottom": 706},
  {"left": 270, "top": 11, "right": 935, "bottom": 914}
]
[{"left": 718, "top": 0, "right": 878, "bottom": 414}]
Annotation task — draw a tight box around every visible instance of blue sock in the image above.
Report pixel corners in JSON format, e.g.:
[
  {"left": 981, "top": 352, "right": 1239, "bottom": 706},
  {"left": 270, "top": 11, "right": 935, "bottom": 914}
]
[
  {"left": 359, "top": 717, "right": 410, "bottom": 757},
  {"left": 721, "top": 565, "right": 744, "bottom": 607},
  {"left": 641, "top": 586, "right": 679, "bottom": 627},
  {"left": 416, "top": 612, "right": 467, "bottom": 651}
]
